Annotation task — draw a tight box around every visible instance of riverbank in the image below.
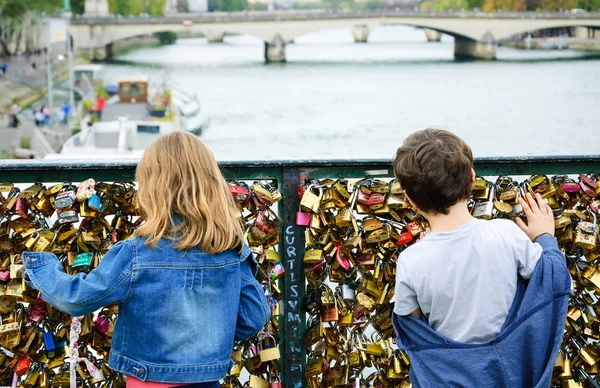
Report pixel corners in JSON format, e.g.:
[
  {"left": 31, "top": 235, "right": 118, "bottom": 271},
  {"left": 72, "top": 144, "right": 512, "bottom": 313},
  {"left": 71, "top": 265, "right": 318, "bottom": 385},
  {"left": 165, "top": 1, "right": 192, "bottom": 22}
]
[{"left": 0, "top": 54, "right": 88, "bottom": 110}]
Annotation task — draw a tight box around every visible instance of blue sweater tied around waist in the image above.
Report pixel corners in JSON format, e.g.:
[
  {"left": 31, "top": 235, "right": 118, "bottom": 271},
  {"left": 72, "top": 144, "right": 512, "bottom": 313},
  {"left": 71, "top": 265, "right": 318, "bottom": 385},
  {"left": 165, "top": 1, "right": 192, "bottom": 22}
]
[{"left": 393, "top": 235, "right": 571, "bottom": 388}]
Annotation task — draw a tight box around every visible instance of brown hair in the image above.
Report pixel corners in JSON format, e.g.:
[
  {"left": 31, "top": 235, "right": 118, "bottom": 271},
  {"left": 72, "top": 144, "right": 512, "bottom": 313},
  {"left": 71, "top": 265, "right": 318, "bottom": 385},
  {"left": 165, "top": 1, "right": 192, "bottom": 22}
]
[
  {"left": 392, "top": 128, "right": 473, "bottom": 215},
  {"left": 135, "top": 131, "right": 243, "bottom": 253}
]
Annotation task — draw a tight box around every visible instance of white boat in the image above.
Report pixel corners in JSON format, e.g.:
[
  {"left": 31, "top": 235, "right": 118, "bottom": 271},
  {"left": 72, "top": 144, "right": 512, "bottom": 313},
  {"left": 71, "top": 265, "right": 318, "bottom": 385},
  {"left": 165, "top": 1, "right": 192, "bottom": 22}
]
[{"left": 45, "top": 76, "right": 209, "bottom": 160}]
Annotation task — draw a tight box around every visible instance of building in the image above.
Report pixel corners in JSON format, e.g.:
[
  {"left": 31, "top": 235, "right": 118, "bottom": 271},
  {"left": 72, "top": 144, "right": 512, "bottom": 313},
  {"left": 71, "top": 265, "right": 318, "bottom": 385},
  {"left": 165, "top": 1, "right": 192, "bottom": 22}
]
[{"left": 189, "top": 0, "right": 209, "bottom": 12}]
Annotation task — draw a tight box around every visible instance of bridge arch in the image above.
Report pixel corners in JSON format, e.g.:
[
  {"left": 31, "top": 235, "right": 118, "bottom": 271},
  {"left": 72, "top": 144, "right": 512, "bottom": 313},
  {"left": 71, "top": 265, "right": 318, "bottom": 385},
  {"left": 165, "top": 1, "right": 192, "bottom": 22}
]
[{"left": 69, "top": 12, "right": 600, "bottom": 61}]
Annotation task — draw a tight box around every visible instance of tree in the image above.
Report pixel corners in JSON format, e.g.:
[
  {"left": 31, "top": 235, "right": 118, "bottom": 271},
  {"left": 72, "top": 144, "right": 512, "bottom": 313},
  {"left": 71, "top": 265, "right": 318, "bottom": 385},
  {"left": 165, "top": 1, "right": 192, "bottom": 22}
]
[
  {"left": 482, "top": 0, "right": 525, "bottom": 11},
  {"left": 208, "top": 0, "right": 248, "bottom": 11},
  {"left": 108, "top": 0, "right": 131, "bottom": 15},
  {"left": 577, "top": 0, "right": 600, "bottom": 10},
  {"left": 148, "top": 0, "right": 167, "bottom": 15},
  {"left": 0, "top": 0, "right": 63, "bottom": 56},
  {"left": 72, "top": 0, "right": 85, "bottom": 14},
  {"left": 537, "top": 0, "right": 576, "bottom": 9},
  {"left": 420, "top": 0, "right": 468, "bottom": 11}
]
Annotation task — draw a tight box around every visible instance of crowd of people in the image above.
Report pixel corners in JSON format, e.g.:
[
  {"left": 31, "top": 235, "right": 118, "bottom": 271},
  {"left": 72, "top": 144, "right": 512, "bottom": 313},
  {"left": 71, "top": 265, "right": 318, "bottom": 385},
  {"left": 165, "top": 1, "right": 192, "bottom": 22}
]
[{"left": 32, "top": 102, "right": 71, "bottom": 127}]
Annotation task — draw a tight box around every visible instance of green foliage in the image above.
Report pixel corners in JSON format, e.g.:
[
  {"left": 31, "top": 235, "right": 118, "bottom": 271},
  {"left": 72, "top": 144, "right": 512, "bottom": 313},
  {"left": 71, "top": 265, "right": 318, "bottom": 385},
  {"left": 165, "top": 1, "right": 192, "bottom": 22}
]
[
  {"left": 0, "top": 0, "right": 62, "bottom": 17},
  {"left": 208, "top": 0, "right": 248, "bottom": 11},
  {"left": 292, "top": 1, "right": 333, "bottom": 8},
  {"left": 71, "top": 0, "right": 85, "bottom": 14},
  {"left": 148, "top": 0, "right": 167, "bottom": 15},
  {"left": 247, "top": 2, "right": 268, "bottom": 10},
  {"left": 153, "top": 31, "right": 177, "bottom": 44},
  {"left": 19, "top": 136, "right": 31, "bottom": 150},
  {"left": 577, "top": 0, "right": 600, "bottom": 10},
  {"left": 420, "top": 0, "right": 468, "bottom": 10},
  {"left": 107, "top": 0, "right": 130, "bottom": 15}
]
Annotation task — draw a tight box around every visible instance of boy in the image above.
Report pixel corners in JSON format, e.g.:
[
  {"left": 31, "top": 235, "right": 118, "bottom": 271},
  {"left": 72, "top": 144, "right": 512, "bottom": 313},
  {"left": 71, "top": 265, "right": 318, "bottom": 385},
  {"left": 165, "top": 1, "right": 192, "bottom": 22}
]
[{"left": 392, "top": 128, "right": 570, "bottom": 386}]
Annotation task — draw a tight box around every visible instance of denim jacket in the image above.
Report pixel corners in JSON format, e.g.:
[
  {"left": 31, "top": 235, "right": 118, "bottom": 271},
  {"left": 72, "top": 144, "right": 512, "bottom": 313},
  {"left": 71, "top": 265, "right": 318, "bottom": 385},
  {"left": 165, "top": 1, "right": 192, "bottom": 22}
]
[
  {"left": 22, "top": 236, "right": 271, "bottom": 383},
  {"left": 393, "top": 235, "right": 571, "bottom": 388}
]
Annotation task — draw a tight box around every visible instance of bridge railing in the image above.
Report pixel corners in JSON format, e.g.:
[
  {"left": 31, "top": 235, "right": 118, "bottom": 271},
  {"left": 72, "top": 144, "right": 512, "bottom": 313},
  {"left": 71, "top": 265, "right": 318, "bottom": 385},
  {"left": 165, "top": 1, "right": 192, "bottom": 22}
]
[{"left": 2, "top": 156, "right": 600, "bottom": 386}]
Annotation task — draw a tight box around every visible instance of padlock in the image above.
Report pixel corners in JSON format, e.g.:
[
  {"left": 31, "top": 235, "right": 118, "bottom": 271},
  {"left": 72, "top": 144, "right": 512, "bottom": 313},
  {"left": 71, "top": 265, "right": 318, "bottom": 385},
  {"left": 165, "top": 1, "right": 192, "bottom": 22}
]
[
  {"left": 575, "top": 213, "right": 598, "bottom": 251},
  {"left": 269, "top": 375, "right": 283, "bottom": 388},
  {"left": 15, "top": 198, "right": 28, "bottom": 218},
  {"left": 249, "top": 375, "right": 270, "bottom": 388},
  {"left": 55, "top": 189, "right": 76, "bottom": 209},
  {"left": 304, "top": 249, "right": 323, "bottom": 264},
  {"left": 296, "top": 211, "right": 313, "bottom": 226},
  {"left": 300, "top": 185, "right": 323, "bottom": 213},
  {"left": 472, "top": 183, "right": 495, "bottom": 220},
  {"left": 76, "top": 178, "right": 96, "bottom": 202},
  {"left": 42, "top": 324, "right": 56, "bottom": 359},
  {"left": 228, "top": 182, "right": 250, "bottom": 203},
  {"left": 9, "top": 255, "right": 23, "bottom": 279},
  {"left": 57, "top": 207, "right": 79, "bottom": 224},
  {"left": 72, "top": 252, "right": 94, "bottom": 268},
  {"left": 95, "top": 315, "right": 110, "bottom": 335},
  {"left": 269, "top": 262, "right": 285, "bottom": 280},
  {"left": 88, "top": 192, "right": 102, "bottom": 211},
  {"left": 320, "top": 297, "right": 339, "bottom": 323},
  {"left": 259, "top": 335, "right": 280, "bottom": 362}
]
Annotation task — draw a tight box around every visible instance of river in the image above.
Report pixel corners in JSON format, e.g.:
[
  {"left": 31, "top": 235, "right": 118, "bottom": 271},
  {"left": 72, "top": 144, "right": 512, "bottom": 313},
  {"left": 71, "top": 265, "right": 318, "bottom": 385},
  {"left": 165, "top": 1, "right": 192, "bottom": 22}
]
[{"left": 101, "top": 26, "right": 600, "bottom": 161}]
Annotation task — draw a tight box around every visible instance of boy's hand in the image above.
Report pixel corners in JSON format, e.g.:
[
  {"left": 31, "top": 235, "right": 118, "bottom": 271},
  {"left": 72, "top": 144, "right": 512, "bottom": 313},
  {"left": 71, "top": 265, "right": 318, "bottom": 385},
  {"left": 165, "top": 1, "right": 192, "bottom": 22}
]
[{"left": 516, "top": 193, "right": 555, "bottom": 241}]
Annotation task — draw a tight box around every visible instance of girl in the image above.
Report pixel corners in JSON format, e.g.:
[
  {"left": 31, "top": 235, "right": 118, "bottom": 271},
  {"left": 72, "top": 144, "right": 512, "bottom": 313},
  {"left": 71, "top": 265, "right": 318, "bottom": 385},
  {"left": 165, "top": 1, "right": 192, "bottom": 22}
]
[{"left": 23, "top": 131, "right": 271, "bottom": 388}]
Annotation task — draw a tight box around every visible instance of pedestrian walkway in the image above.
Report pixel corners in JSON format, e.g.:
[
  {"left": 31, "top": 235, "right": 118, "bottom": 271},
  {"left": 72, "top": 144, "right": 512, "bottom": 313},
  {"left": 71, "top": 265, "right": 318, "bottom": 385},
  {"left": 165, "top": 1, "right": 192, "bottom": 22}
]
[{"left": 0, "top": 120, "right": 35, "bottom": 153}]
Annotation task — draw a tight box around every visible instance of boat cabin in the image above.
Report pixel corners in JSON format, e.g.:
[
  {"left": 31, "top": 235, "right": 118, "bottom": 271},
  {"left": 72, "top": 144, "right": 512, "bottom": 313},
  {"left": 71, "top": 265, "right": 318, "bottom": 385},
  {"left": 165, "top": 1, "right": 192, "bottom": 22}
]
[{"left": 118, "top": 76, "right": 149, "bottom": 103}]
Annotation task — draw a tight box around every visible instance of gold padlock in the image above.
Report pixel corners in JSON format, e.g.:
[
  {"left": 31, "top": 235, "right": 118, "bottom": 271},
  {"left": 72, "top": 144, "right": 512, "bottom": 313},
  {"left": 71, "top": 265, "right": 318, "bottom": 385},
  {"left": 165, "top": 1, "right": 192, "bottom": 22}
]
[{"left": 259, "top": 335, "right": 280, "bottom": 362}]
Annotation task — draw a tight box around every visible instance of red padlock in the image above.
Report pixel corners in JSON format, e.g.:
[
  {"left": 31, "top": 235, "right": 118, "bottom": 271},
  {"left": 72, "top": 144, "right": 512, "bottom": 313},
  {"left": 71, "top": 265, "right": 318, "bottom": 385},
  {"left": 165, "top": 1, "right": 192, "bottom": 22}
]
[
  {"left": 580, "top": 181, "right": 596, "bottom": 198},
  {"left": 580, "top": 174, "right": 598, "bottom": 189},
  {"left": 27, "top": 300, "right": 48, "bottom": 323},
  {"left": 296, "top": 211, "right": 312, "bottom": 226},
  {"left": 561, "top": 181, "right": 581, "bottom": 193},
  {"left": 95, "top": 316, "right": 110, "bottom": 335},
  {"left": 15, "top": 356, "right": 30, "bottom": 375},
  {"left": 357, "top": 190, "right": 386, "bottom": 207},
  {"left": 228, "top": 183, "right": 249, "bottom": 203},
  {"left": 336, "top": 245, "right": 351, "bottom": 270},
  {"left": 15, "top": 198, "right": 28, "bottom": 218},
  {"left": 395, "top": 231, "right": 414, "bottom": 246},
  {"left": 270, "top": 375, "right": 283, "bottom": 388}
]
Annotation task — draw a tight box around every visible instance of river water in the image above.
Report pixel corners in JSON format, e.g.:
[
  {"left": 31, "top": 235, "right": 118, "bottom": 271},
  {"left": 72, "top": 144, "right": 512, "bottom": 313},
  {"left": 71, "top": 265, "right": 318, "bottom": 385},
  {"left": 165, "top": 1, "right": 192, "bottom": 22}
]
[{"left": 102, "top": 26, "right": 600, "bottom": 161}]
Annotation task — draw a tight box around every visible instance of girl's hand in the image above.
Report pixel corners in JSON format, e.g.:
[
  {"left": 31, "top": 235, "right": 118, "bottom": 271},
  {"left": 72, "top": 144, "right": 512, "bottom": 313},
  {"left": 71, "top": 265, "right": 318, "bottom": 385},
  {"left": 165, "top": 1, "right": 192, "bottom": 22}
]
[{"left": 516, "top": 193, "right": 555, "bottom": 241}]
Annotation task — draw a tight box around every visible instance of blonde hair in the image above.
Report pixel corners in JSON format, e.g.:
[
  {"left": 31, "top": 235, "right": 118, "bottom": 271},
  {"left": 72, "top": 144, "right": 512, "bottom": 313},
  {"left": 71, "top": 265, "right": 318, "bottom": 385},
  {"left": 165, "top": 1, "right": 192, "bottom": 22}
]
[{"left": 135, "top": 131, "right": 243, "bottom": 253}]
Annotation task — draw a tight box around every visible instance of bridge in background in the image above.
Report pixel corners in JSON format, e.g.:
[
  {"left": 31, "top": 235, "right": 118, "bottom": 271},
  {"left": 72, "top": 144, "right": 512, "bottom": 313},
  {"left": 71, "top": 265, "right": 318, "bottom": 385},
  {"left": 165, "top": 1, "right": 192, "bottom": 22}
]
[{"left": 70, "top": 10, "right": 600, "bottom": 62}]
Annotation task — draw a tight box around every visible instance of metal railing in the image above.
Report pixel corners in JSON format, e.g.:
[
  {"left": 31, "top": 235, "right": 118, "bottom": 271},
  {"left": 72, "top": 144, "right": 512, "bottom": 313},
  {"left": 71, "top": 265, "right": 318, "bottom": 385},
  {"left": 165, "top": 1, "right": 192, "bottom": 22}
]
[{"left": 2, "top": 155, "right": 600, "bottom": 386}]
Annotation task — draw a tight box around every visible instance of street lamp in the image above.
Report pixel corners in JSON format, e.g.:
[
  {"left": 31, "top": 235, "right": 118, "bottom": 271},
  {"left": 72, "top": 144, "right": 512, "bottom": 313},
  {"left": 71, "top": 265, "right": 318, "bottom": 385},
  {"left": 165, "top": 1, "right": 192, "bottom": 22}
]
[{"left": 63, "top": 0, "right": 72, "bottom": 13}]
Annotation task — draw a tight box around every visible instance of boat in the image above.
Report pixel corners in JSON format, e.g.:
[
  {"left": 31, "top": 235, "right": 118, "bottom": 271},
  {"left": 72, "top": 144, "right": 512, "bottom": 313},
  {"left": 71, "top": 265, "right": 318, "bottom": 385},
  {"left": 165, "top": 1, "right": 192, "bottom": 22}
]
[{"left": 45, "top": 75, "right": 209, "bottom": 160}]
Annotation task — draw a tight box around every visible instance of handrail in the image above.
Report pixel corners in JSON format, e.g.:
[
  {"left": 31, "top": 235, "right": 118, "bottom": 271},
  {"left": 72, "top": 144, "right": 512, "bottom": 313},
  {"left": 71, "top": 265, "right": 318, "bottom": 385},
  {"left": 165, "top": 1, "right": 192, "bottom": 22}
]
[
  {"left": 3, "top": 155, "right": 600, "bottom": 170},
  {"left": 2, "top": 156, "right": 600, "bottom": 386}
]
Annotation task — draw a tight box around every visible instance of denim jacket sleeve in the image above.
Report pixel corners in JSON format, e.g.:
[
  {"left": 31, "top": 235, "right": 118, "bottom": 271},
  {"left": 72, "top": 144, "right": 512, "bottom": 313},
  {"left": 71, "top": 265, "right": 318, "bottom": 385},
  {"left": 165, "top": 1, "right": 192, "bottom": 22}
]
[
  {"left": 235, "top": 245, "right": 271, "bottom": 342},
  {"left": 22, "top": 239, "right": 134, "bottom": 316}
]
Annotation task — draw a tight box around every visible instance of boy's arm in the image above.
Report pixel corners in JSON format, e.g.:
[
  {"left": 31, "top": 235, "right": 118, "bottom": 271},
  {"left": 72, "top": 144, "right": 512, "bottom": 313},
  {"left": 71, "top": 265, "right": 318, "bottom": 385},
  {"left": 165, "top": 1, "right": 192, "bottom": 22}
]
[
  {"left": 235, "top": 246, "right": 271, "bottom": 342},
  {"left": 22, "top": 239, "right": 133, "bottom": 316},
  {"left": 394, "top": 258, "right": 420, "bottom": 316}
]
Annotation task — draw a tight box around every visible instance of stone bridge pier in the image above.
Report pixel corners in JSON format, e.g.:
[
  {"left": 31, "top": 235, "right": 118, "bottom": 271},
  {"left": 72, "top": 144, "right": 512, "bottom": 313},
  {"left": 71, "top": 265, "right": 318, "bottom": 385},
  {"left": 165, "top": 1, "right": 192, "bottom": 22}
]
[
  {"left": 424, "top": 28, "right": 442, "bottom": 42},
  {"left": 352, "top": 25, "right": 371, "bottom": 43},
  {"left": 454, "top": 32, "right": 497, "bottom": 60},
  {"left": 265, "top": 34, "right": 286, "bottom": 63},
  {"left": 206, "top": 30, "right": 225, "bottom": 43}
]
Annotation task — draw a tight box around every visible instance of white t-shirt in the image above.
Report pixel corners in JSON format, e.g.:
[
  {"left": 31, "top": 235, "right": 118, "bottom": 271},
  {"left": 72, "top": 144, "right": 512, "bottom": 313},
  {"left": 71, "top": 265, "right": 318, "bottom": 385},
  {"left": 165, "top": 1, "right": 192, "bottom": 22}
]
[{"left": 394, "top": 218, "right": 542, "bottom": 344}]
